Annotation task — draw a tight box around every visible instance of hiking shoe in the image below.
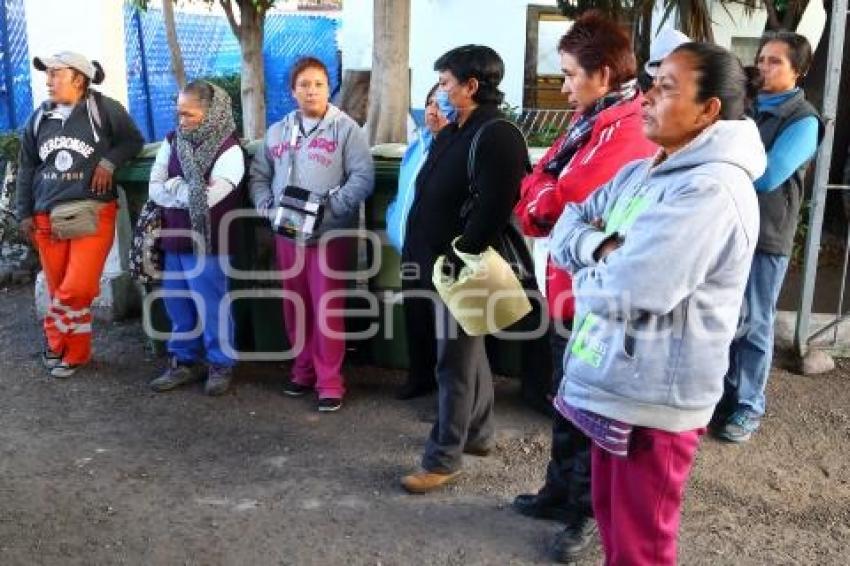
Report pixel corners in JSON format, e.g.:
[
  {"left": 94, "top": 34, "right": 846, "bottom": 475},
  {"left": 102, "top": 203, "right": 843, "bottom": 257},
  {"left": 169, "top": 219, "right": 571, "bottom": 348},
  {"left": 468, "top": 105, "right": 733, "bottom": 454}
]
[
  {"left": 204, "top": 365, "right": 233, "bottom": 396},
  {"left": 149, "top": 358, "right": 206, "bottom": 392},
  {"left": 718, "top": 408, "right": 761, "bottom": 443},
  {"left": 401, "top": 470, "right": 460, "bottom": 494},
  {"left": 41, "top": 349, "right": 63, "bottom": 370},
  {"left": 513, "top": 493, "right": 574, "bottom": 523},
  {"left": 551, "top": 515, "right": 598, "bottom": 563},
  {"left": 283, "top": 380, "right": 312, "bottom": 397},
  {"left": 317, "top": 397, "right": 342, "bottom": 412},
  {"left": 50, "top": 361, "right": 80, "bottom": 379}
]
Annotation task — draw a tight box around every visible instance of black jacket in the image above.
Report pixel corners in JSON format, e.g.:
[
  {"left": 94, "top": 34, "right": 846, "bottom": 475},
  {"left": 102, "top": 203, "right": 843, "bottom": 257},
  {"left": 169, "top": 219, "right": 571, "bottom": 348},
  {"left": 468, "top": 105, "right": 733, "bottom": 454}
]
[
  {"left": 16, "top": 91, "right": 144, "bottom": 220},
  {"left": 402, "top": 105, "right": 528, "bottom": 285},
  {"left": 754, "top": 90, "right": 824, "bottom": 255}
]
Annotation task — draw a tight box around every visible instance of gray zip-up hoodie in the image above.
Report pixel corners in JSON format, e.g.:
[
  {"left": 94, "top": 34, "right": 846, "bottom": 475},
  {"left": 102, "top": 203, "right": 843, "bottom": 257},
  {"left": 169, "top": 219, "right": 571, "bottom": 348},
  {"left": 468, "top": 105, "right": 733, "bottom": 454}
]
[
  {"left": 249, "top": 104, "right": 374, "bottom": 243},
  {"left": 550, "top": 119, "right": 765, "bottom": 432}
]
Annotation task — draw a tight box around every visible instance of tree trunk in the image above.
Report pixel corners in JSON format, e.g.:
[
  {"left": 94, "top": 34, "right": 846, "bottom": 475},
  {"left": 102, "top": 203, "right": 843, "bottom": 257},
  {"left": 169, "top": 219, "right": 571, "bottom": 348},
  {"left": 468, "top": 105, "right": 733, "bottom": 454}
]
[
  {"left": 366, "top": 0, "right": 410, "bottom": 145},
  {"left": 338, "top": 69, "right": 371, "bottom": 126},
  {"left": 162, "top": 0, "right": 186, "bottom": 88},
  {"left": 237, "top": 1, "right": 267, "bottom": 141}
]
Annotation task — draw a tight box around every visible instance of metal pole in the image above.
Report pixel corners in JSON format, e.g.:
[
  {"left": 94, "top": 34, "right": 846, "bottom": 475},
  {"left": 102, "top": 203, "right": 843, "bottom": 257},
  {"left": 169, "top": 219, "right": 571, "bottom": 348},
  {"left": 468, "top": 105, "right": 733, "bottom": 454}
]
[
  {"left": 794, "top": 0, "right": 848, "bottom": 355},
  {"left": 135, "top": 10, "right": 156, "bottom": 141}
]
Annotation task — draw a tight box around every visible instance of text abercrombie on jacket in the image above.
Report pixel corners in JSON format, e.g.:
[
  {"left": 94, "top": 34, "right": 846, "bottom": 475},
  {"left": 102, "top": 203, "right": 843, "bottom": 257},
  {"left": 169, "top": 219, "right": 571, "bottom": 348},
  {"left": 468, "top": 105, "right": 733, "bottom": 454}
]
[
  {"left": 16, "top": 91, "right": 144, "bottom": 220},
  {"left": 550, "top": 119, "right": 765, "bottom": 432}
]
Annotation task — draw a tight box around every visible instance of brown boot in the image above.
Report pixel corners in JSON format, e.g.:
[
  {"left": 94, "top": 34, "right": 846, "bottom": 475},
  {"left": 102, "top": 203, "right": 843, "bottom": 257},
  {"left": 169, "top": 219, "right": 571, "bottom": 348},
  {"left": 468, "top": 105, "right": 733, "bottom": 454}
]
[{"left": 401, "top": 470, "right": 460, "bottom": 494}]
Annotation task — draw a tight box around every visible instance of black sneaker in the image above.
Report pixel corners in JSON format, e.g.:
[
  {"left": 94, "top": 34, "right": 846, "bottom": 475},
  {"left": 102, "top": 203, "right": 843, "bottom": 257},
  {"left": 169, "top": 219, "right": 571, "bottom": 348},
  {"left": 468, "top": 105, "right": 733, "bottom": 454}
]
[
  {"left": 551, "top": 516, "right": 598, "bottom": 563},
  {"left": 317, "top": 398, "right": 342, "bottom": 412},
  {"left": 282, "top": 380, "right": 312, "bottom": 397},
  {"left": 512, "top": 493, "right": 573, "bottom": 523}
]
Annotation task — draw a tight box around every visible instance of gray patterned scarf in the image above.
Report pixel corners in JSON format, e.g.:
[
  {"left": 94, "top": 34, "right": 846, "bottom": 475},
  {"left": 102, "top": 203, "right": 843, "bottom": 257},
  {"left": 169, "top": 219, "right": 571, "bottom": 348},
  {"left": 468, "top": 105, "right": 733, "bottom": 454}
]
[{"left": 173, "top": 83, "right": 237, "bottom": 252}]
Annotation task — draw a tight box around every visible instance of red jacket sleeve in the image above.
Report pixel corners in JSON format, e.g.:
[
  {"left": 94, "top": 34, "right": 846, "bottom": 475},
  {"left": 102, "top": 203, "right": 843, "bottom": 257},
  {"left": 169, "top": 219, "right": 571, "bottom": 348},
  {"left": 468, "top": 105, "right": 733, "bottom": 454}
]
[
  {"left": 530, "top": 130, "right": 650, "bottom": 230},
  {"left": 514, "top": 137, "right": 564, "bottom": 237}
]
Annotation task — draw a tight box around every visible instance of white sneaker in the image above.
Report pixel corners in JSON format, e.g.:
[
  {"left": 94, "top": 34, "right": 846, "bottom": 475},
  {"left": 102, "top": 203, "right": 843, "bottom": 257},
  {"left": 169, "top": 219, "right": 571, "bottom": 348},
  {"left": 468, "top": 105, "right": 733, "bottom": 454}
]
[{"left": 50, "top": 362, "right": 80, "bottom": 379}]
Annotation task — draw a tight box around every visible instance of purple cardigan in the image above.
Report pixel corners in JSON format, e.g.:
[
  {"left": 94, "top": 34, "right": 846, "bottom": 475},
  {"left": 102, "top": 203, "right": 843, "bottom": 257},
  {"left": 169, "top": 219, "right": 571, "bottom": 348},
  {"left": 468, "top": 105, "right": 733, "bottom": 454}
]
[{"left": 159, "top": 133, "right": 244, "bottom": 255}]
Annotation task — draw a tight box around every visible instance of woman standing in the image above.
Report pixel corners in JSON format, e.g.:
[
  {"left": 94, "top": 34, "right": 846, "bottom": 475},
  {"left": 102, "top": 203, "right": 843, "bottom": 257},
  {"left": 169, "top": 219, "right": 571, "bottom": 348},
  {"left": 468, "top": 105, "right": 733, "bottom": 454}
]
[
  {"left": 719, "top": 32, "right": 823, "bottom": 443},
  {"left": 386, "top": 84, "right": 449, "bottom": 400},
  {"left": 147, "top": 80, "right": 245, "bottom": 396},
  {"left": 16, "top": 51, "right": 143, "bottom": 378},
  {"left": 550, "top": 43, "right": 764, "bottom": 564},
  {"left": 512, "top": 13, "right": 656, "bottom": 563},
  {"left": 250, "top": 57, "right": 374, "bottom": 412},
  {"left": 400, "top": 45, "right": 528, "bottom": 493}
]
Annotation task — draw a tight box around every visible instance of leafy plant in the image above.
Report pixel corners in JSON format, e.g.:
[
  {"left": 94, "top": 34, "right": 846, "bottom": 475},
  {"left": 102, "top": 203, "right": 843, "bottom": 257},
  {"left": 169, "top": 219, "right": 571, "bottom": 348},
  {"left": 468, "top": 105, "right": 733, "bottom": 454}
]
[
  {"left": 0, "top": 131, "right": 21, "bottom": 163},
  {"left": 527, "top": 125, "right": 563, "bottom": 148}
]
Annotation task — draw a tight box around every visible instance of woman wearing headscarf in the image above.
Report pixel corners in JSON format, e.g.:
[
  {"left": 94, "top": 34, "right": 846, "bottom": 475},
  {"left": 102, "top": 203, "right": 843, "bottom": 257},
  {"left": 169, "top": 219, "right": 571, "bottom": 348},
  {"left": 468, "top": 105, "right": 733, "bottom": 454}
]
[
  {"left": 512, "top": 13, "right": 656, "bottom": 563},
  {"left": 147, "top": 80, "right": 245, "bottom": 396},
  {"left": 16, "top": 51, "right": 144, "bottom": 379},
  {"left": 550, "top": 43, "right": 764, "bottom": 564}
]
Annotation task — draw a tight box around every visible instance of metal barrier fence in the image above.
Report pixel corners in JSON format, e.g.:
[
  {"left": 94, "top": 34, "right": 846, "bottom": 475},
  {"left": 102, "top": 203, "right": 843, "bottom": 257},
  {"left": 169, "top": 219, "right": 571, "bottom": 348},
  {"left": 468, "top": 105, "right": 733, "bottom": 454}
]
[
  {"left": 0, "top": 0, "right": 33, "bottom": 132},
  {"left": 794, "top": 0, "right": 849, "bottom": 357},
  {"left": 513, "top": 108, "right": 572, "bottom": 145}
]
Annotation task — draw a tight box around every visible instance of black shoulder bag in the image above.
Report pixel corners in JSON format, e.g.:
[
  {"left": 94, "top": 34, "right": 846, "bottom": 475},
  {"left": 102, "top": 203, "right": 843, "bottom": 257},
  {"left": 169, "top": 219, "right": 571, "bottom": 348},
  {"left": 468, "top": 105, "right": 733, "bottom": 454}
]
[{"left": 460, "top": 118, "right": 537, "bottom": 289}]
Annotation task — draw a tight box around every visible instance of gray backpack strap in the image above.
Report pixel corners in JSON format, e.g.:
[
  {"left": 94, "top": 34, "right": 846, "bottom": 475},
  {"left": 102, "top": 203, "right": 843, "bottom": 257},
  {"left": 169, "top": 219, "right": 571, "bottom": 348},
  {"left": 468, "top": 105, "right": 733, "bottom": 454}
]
[
  {"left": 31, "top": 92, "right": 106, "bottom": 139},
  {"left": 87, "top": 94, "right": 103, "bottom": 131}
]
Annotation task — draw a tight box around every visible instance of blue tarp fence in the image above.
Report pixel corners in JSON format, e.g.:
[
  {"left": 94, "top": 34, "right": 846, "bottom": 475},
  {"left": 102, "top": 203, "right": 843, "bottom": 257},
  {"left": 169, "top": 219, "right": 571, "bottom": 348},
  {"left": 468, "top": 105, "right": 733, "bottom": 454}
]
[
  {"left": 0, "top": 0, "right": 33, "bottom": 132},
  {"left": 124, "top": 7, "right": 339, "bottom": 142}
]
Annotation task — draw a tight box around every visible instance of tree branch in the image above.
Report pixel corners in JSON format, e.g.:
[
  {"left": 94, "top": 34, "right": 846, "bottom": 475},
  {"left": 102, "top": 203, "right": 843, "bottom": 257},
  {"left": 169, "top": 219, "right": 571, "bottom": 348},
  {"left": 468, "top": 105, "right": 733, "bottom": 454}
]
[
  {"left": 220, "top": 0, "right": 241, "bottom": 40},
  {"left": 762, "top": 0, "right": 783, "bottom": 31},
  {"left": 780, "top": 0, "right": 799, "bottom": 30}
]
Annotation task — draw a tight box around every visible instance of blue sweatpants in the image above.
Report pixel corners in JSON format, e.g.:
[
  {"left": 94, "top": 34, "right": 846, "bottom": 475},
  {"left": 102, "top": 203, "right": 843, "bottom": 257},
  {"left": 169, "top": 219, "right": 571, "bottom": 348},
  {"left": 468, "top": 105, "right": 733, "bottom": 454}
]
[{"left": 162, "top": 252, "right": 234, "bottom": 367}]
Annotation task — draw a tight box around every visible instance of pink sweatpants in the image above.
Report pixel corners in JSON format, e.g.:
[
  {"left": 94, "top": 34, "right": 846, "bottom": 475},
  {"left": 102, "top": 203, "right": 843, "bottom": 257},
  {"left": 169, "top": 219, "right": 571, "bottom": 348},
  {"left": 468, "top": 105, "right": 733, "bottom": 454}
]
[
  {"left": 274, "top": 235, "right": 353, "bottom": 399},
  {"left": 592, "top": 427, "right": 704, "bottom": 566}
]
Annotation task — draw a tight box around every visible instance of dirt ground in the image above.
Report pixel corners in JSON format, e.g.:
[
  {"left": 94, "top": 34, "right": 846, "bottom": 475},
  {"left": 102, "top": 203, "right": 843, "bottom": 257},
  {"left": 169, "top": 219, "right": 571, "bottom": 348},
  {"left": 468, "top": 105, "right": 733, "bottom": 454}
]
[{"left": 0, "top": 285, "right": 848, "bottom": 566}]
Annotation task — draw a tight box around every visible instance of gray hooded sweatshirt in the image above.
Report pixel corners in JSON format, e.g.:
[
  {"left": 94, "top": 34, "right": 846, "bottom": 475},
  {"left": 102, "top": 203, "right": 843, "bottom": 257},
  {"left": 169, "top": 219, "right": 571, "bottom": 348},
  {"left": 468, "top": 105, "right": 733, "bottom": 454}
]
[
  {"left": 550, "top": 119, "right": 765, "bottom": 432},
  {"left": 249, "top": 104, "right": 374, "bottom": 244}
]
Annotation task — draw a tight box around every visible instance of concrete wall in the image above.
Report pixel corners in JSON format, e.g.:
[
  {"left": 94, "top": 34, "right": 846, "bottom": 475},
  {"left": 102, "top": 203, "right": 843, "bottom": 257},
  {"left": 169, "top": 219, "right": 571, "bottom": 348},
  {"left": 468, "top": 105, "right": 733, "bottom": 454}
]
[
  {"left": 340, "top": 0, "right": 559, "bottom": 109},
  {"left": 24, "top": 0, "right": 129, "bottom": 106},
  {"left": 710, "top": 0, "right": 768, "bottom": 60}
]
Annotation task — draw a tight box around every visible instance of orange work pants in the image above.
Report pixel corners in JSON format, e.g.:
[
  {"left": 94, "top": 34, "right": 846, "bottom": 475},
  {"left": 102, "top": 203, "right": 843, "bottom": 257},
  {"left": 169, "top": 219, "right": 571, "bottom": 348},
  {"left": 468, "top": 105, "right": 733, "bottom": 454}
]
[{"left": 32, "top": 201, "right": 117, "bottom": 365}]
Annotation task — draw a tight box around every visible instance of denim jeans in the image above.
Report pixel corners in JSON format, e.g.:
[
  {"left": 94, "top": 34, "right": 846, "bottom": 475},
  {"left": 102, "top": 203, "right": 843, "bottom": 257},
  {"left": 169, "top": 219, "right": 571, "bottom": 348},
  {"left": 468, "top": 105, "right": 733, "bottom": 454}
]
[{"left": 725, "top": 252, "right": 790, "bottom": 417}]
